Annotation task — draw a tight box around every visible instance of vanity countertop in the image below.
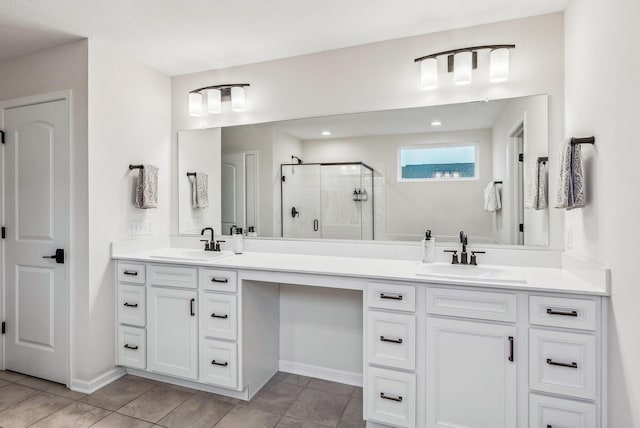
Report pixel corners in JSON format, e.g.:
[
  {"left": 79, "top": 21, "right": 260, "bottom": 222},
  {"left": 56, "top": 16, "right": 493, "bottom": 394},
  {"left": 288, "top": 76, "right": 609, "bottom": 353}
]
[{"left": 113, "top": 249, "right": 609, "bottom": 296}]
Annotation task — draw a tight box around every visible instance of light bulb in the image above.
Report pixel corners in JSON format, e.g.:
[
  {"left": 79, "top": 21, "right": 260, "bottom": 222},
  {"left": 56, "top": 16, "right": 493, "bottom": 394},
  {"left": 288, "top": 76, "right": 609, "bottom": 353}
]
[
  {"left": 207, "top": 88, "right": 221, "bottom": 113},
  {"left": 421, "top": 58, "right": 438, "bottom": 90},
  {"left": 231, "top": 86, "right": 246, "bottom": 112},
  {"left": 188, "top": 92, "right": 202, "bottom": 117},
  {"left": 490, "top": 48, "right": 510, "bottom": 83},
  {"left": 454, "top": 51, "right": 473, "bottom": 86}
]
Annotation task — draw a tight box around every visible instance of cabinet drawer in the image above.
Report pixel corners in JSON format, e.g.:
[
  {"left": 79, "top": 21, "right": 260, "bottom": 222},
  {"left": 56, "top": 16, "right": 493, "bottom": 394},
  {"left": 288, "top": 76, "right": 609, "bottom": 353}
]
[
  {"left": 367, "top": 311, "right": 416, "bottom": 370},
  {"left": 200, "top": 292, "right": 238, "bottom": 340},
  {"left": 530, "top": 296, "right": 597, "bottom": 331},
  {"left": 530, "top": 329, "right": 597, "bottom": 400},
  {"left": 118, "top": 325, "right": 146, "bottom": 369},
  {"left": 367, "top": 282, "right": 415, "bottom": 312},
  {"left": 529, "top": 394, "right": 596, "bottom": 428},
  {"left": 366, "top": 367, "right": 416, "bottom": 428},
  {"left": 426, "top": 288, "right": 516, "bottom": 322},
  {"left": 118, "top": 284, "right": 146, "bottom": 327},
  {"left": 118, "top": 263, "right": 146, "bottom": 284},
  {"left": 199, "top": 339, "right": 238, "bottom": 389},
  {"left": 148, "top": 264, "right": 197, "bottom": 288},
  {"left": 199, "top": 269, "right": 238, "bottom": 293}
]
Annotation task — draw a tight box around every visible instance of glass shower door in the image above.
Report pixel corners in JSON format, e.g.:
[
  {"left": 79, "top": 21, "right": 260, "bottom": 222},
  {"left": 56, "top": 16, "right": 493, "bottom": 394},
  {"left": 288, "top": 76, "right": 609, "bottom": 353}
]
[
  {"left": 320, "top": 164, "right": 364, "bottom": 240},
  {"left": 281, "top": 164, "right": 322, "bottom": 238}
]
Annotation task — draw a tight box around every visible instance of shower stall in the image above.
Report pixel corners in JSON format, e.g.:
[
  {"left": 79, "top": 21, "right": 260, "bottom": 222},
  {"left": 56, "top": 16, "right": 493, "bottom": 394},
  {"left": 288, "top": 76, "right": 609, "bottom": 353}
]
[{"left": 280, "top": 162, "right": 374, "bottom": 240}]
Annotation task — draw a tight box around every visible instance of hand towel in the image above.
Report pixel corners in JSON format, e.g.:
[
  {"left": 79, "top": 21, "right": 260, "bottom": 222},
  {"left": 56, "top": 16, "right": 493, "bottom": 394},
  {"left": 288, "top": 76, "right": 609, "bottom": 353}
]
[
  {"left": 134, "top": 164, "right": 158, "bottom": 209},
  {"left": 554, "top": 139, "right": 585, "bottom": 210},
  {"left": 483, "top": 182, "right": 502, "bottom": 212},
  {"left": 191, "top": 172, "right": 209, "bottom": 208},
  {"left": 525, "top": 160, "right": 548, "bottom": 210}
]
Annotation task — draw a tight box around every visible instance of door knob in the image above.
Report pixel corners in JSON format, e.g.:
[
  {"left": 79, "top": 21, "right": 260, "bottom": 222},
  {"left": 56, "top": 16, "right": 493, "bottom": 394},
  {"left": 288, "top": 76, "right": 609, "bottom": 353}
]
[{"left": 42, "top": 249, "right": 65, "bottom": 264}]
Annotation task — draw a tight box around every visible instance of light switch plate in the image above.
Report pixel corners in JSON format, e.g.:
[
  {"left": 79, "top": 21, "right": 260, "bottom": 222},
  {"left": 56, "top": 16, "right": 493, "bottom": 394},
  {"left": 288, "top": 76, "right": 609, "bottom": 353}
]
[{"left": 132, "top": 221, "right": 153, "bottom": 236}]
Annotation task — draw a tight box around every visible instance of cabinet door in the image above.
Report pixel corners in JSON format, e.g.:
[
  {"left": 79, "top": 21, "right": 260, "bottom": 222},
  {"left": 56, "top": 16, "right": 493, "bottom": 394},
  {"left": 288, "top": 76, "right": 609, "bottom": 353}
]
[
  {"left": 148, "top": 287, "right": 198, "bottom": 380},
  {"left": 426, "top": 317, "right": 516, "bottom": 428}
]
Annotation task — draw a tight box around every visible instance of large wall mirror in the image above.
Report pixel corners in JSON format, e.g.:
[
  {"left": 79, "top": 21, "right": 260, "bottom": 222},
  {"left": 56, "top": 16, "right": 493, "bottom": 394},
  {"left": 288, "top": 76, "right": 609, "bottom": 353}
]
[{"left": 178, "top": 95, "right": 550, "bottom": 246}]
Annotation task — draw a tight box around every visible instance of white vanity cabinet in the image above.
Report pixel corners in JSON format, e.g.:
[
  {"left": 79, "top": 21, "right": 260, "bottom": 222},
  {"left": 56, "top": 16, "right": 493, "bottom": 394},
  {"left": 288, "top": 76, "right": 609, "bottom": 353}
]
[
  {"left": 426, "top": 317, "right": 516, "bottom": 428},
  {"left": 147, "top": 286, "right": 198, "bottom": 380},
  {"left": 363, "top": 283, "right": 606, "bottom": 428}
]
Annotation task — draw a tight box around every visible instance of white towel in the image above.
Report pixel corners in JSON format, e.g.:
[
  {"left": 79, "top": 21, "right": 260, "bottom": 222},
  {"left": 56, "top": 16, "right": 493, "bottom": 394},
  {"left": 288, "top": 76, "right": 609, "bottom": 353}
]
[
  {"left": 555, "top": 139, "right": 585, "bottom": 210},
  {"left": 484, "top": 182, "right": 502, "bottom": 212},
  {"left": 134, "top": 164, "right": 158, "bottom": 209},
  {"left": 525, "top": 160, "right": 548, "bottom": 210},
  {"left": 191, "top": 172, "right": 209, "bottom": 208}
]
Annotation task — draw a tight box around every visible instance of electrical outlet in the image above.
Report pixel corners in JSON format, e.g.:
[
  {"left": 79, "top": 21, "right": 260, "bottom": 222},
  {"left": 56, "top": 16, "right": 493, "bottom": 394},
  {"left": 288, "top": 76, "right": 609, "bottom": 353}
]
[
  {"left": 132, "top": 221, "right": 153, "bottom": 236},
  {"left": 565, "top": 227, "right": 573, "bottom": 250}
]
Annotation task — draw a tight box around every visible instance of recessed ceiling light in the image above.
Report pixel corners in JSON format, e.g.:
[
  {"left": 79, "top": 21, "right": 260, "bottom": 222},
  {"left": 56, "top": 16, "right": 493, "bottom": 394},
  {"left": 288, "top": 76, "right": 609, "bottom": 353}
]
[
  {"left": 321, "top": 130, "right": 332, "bottom": 136},
  {"left": 430, "top": 120, "right": 442, "bottom": 126}
]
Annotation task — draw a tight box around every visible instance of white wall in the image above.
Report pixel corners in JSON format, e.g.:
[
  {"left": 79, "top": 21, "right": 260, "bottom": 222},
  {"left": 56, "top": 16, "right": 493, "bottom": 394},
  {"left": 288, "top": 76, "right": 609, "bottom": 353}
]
[
  {"left": 86, "top": 40, "right": 171, "bottom": 382},
  {"left": 171, "top": 12, "right": 565, "bottom": 249},
  {"left": 564, "top": 0, "right": 640, "bottom": 426},
  {"left": 302, "top": 129, "right": 494, "bottom": 241},
  {"left": 491, "top": 95, "right": 549, "bottom": 245},
  {"left": 0, "top": 40, "right": 90, "bottom": 381}
]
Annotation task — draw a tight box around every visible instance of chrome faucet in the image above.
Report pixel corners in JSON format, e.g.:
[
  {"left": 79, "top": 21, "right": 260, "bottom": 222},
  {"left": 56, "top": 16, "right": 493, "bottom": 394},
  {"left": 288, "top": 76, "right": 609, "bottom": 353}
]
[{"left": 200, "top": 227, "right": 224, "bottom": 251}]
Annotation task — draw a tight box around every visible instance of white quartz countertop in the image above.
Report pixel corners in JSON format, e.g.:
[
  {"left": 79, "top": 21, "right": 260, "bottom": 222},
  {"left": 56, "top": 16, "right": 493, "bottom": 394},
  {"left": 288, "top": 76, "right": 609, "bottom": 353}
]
[{"left": 113, "top": 249, "right": 609, "bottom": 296}]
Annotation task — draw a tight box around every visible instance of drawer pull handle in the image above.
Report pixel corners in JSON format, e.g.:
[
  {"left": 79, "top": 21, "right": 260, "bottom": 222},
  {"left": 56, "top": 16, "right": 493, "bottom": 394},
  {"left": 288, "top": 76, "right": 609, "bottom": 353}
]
[
  {"left": 211, "top": 313, "right": 228, "bottom": 319},
  {"left": 546, "top": 308, "right": 578, "bottom": 317},
  {"left": 123, "top": 302, "right": 138, "bottom": 308},
  {"left": 380, "top": 392, "right": 403, "bottom": 402},
  {"left": 211, "top": 360, "right": 228, "bottom": 366},
  {"left": 212, "top": 278, "right": 229, "bottom": 283},
  {"left": 380, "top": 293, "right": 403, "bottom": 301},
  {"left": 546, "top": 358, "right": 578, "bottom": 369},
  {"left": 380, "top": 336, "right": 403, "bottom": 344},
  {"left": 124, "top": 344, "right": 138, "bottom": 350},
  {"left": 508, "top": 336, "right": 514, "bottom": 362},
  {"left": 123, "top": 270, "right": 138, "bottom": 276}
]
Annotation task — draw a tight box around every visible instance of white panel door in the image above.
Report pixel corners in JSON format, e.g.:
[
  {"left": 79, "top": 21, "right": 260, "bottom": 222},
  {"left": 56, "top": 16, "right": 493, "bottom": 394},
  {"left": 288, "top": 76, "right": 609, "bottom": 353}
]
[
  {"left": 221, "top": 153, "right": 245, "bottom": 234},
  {"left": 4, "top": 99, "right": 68, "bottom": 383},
  {"left": 147, "top": 287, "right": 198, "bottom": 380},
  {"left": 426, "top": 317, "right": 517, "bottom": 428}
]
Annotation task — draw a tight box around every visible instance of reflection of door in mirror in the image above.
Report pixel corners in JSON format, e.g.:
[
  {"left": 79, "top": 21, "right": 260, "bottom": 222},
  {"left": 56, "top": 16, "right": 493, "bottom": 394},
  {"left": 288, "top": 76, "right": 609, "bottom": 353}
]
[
  {"left": 221, "top": 152, "right": 258, "bottom": 235},
  {"left": 178, "top": 129, "right": 222, "bottom": 234}
]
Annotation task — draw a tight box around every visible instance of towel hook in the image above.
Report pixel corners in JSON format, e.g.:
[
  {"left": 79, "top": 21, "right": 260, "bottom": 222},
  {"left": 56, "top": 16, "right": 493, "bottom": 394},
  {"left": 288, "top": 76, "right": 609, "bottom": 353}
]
[{"left": 129, "top": 164, "right": 144, "bottom": 170}]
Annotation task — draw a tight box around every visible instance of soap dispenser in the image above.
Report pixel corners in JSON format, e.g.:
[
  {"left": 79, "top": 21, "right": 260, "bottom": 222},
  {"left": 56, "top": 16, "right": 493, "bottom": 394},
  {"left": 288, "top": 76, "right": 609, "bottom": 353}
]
[
  {"left": 422, "top": 230, "right": 436, "bottom": 263},
  {"left": 232, "top": 227, "right": 244, "bottom": 254}
]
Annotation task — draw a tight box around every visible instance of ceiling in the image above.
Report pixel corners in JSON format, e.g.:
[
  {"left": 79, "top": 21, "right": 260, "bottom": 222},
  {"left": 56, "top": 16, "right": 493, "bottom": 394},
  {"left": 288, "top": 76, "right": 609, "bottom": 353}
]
[
  {"left": 245, "top": 98, "right": 514, "bottom": 140},
  {"left": 0, "top": 0, "right": 567, "bottom": 76}
]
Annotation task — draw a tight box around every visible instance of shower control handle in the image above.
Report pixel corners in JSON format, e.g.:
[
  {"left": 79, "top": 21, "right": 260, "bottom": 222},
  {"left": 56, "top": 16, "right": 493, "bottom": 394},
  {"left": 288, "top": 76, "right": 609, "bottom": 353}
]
[{"left": 291, "top": 207, "right": 299, "bottom": 218}]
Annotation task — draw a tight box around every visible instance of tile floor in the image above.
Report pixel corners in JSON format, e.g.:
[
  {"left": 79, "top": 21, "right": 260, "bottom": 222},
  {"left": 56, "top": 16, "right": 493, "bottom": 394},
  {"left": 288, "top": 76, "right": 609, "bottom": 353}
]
[{"left": 0, "top": 370, "right": 365, "bottom": 428}]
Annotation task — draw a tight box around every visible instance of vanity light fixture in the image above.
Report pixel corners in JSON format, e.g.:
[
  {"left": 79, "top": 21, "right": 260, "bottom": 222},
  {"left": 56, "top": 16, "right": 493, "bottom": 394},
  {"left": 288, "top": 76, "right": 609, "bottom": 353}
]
[
  {"left": 188, "top": 83, "right": 250, "bottom": 116},
  {"left": 414, "top": 44, "right": 515, "bottom": 90}
]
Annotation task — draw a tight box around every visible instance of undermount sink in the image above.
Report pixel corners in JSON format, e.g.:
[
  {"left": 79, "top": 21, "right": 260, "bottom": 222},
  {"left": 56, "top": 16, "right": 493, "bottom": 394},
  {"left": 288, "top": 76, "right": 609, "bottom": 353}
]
[
  {"left": 416, "top": 263, "right": 526, "bottom": 284},
  {"left": 149, "top": 249, "right": 234, "bottom": 262}
]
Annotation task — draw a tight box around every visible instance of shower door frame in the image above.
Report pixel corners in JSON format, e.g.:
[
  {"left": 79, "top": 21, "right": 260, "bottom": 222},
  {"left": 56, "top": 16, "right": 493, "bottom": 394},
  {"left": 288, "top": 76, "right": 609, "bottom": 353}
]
[{"left": 280, "top": 162, "right": 375, "bottom": 240}]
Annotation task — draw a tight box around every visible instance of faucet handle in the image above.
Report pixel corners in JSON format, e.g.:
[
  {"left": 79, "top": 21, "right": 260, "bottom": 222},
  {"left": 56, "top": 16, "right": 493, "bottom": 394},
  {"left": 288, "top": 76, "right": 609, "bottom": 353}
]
[
  {"left": 470, "top": 251, "right": 486, "bottom": 266},
  {"left": 444, "top": 250, "right": 459, "bottom": 264}
]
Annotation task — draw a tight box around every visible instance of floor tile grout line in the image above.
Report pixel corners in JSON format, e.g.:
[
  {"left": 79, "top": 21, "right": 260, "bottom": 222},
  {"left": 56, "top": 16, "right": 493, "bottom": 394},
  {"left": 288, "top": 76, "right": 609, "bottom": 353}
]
[
  {"left": 86, "top": 410, "right": 115, "bottom": 428},
  {"left": 24, "top": 400, "right": 78, "bottom": 428}
]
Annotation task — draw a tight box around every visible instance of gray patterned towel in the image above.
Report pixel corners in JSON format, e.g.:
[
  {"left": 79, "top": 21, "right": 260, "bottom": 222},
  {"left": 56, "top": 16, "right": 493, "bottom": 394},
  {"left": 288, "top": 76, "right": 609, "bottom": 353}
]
[
  {"left": 525, "top": 160, "right": 548, "bottom": 210},
  {"left": 554, "top": 139, "right": 585, "bottom": 210},
  {"left": 191, "top": 172, "right": 209, "bottom": 208},
  {"left": 134, "top": 164, "right": 158, "bottom": 209}
]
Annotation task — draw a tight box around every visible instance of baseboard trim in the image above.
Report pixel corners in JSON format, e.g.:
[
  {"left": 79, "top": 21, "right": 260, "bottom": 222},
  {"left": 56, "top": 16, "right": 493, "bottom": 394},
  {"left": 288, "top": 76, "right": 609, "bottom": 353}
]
[
  {"left": 70, "top": 367, "right": 126, "bottom": 394},
  {"left": 279, "top": 360, "right": 363, "bottom": 387}
]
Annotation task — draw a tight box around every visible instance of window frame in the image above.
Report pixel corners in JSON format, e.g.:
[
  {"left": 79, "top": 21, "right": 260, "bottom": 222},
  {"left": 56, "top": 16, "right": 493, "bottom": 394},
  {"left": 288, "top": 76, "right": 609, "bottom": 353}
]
[{"left": 397, "top": 142, "right": 480, "bottom": 182}]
